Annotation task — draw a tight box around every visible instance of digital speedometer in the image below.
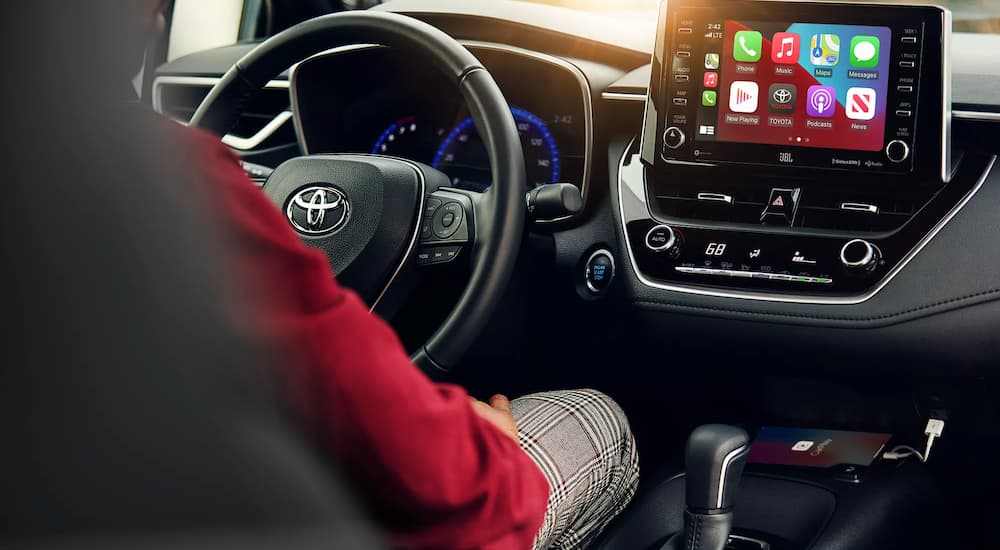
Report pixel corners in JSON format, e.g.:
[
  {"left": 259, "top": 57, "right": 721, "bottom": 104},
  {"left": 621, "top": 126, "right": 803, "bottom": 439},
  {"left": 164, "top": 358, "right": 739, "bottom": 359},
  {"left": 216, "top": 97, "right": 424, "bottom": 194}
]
[{"left": 432, "top": 107, "right": 560, "bottom": 192}]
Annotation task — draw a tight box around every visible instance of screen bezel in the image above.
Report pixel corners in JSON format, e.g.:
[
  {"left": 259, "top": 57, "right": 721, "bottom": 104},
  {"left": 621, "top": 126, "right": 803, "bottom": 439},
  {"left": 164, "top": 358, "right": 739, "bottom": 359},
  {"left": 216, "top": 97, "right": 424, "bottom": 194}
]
[{"left": 640, "top": 0, "right": 950, "bottom": 185}]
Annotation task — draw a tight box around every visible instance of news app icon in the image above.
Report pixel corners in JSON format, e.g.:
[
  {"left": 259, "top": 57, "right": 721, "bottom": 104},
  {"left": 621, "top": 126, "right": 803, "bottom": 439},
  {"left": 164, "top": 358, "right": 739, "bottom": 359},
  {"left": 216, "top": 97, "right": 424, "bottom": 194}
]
[
  {"left": 806, "top": 85, "right": 836, "bottom": 117},
  {"left": 771, "top": 32, "right": 800, "bottom": 64},
  {"left": 729, "top": 81, "right": 759, "bottom": 113},
  {"left": 810, "top": 33, "right": 840, "bottom": 66},
  {"left": 845, "top": 87, "right": 877, "bottom": 120}
]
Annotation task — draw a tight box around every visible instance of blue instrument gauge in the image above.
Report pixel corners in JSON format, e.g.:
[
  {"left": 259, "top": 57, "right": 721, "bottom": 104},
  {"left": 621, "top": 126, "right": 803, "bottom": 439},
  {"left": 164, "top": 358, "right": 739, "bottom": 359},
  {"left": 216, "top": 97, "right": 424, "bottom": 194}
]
[
  {"left": 432, "top": 107, "right": 561, "bottom": 191},
  {"left": 371, "top": 115, "right": 421, "bottom": 156}
]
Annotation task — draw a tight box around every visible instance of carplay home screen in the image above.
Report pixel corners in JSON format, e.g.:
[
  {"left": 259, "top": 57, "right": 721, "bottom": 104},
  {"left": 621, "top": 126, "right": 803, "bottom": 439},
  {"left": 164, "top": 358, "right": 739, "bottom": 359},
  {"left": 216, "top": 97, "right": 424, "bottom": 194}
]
[{"left": 701, "top": 21, "right": 892, "bottom": 152}]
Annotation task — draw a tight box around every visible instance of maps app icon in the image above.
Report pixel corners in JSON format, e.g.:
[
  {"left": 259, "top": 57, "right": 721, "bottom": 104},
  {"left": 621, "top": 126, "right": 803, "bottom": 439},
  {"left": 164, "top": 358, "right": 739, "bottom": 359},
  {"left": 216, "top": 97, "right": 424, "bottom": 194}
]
[{"left": 810, "top": 34, "right": 840, "bottom": 66}]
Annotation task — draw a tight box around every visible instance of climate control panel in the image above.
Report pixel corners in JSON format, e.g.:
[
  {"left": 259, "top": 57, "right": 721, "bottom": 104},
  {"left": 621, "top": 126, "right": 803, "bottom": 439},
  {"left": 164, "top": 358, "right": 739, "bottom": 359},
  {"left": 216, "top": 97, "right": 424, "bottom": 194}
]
[{"left": 628, "top": 221, "right": 890, "bottom": 293}]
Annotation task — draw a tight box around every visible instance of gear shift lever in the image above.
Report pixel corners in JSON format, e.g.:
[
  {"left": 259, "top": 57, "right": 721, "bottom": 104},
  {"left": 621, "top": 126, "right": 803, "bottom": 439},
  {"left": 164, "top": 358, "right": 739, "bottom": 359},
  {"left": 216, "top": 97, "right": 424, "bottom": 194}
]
[{"left": 662, "top": 425, "right": 750, "bottom": 550}]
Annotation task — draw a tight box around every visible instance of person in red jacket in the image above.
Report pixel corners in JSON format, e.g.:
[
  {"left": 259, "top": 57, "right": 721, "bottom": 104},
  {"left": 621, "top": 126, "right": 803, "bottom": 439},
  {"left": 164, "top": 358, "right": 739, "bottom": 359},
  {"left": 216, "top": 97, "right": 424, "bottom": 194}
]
[{"left": 191, "top": 126, "right": 639, "bottom": 549}]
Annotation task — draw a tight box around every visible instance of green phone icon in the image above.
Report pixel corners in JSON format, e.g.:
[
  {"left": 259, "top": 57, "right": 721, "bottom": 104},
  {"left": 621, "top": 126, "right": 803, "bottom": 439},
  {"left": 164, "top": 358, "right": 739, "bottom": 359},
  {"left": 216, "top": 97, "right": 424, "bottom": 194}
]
[
  {"left": 850, "top": 36, "right": 880, "bottom": 68},
  {"left": 733, "top": 30, "right": 762, "bottom": 62},
  {"left": 702, "top": 90, "right": 718, "bottom": 107}
]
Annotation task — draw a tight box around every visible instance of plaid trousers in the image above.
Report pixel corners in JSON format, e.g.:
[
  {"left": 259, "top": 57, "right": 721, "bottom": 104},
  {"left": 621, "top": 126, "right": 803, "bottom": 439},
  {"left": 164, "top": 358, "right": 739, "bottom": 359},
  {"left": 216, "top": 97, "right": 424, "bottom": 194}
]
[{"left": 511, "top": 389, "right": 640, "bottom": 550}]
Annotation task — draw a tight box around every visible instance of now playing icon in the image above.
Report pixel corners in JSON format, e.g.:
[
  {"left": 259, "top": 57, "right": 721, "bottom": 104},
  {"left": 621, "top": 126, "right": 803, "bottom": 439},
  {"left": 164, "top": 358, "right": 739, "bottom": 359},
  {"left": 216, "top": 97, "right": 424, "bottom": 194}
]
[{"left": 846, "top": 87, "right": 877, "bottom": 121}]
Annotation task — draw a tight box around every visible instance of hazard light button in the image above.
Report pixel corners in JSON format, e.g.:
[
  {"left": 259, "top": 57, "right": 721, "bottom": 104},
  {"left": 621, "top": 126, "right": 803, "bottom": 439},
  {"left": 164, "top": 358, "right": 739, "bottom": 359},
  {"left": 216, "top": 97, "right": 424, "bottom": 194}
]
[{"left": 761, "top": 187, "right": 801, "bottom": 226}]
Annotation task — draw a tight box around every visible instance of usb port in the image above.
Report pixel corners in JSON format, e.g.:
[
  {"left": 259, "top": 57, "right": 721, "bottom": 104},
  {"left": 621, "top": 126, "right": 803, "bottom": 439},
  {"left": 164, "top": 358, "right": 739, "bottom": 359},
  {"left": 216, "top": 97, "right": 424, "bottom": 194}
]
[
  {"left": 678, "top": 27, "right": 693, "bottom": 34},
  {"left": 901, "top": 36, "right": 918, "bottom": 44},
  {"left": 672, "top": 98, "right": 688, "bottom": 105},
  {"left": 895, "top": 109, "right": 912, "bottom": 117},
  {"left": 675, "top": 74, "right": 690, "bottom": 82},
  {"left": 676, "top": 51, "right": 691, "bottom": 57},
  {"left": 899, "top": 61, "right": 916, "bottom": 68},
  {"left": 897, "top": 85, "right": 913, "bottom": 93}
]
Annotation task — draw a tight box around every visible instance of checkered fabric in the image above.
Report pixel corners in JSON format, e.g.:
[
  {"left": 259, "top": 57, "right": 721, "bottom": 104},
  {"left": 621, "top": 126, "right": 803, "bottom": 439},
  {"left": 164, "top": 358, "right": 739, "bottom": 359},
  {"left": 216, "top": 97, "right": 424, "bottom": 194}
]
[{"left": 511, "top": 389, "right": 640, "bottom": 550}]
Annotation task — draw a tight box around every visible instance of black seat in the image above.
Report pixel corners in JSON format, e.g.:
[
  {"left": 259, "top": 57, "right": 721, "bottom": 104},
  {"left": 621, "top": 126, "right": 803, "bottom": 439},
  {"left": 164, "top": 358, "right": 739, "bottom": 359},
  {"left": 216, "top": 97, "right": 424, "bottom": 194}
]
[{"left": 1, "top": 2, "right": 383, "bottom": 548}]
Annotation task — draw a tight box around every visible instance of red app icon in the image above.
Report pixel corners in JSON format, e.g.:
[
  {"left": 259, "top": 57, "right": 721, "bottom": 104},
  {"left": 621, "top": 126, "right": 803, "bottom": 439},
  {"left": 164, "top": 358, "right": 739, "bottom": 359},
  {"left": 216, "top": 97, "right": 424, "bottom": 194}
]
[
  {"left": 771, "top": 32, "right": 800, "bottom": 64},
  {"left": 703, "top": 72, "right": 718, "bottom": 88}
]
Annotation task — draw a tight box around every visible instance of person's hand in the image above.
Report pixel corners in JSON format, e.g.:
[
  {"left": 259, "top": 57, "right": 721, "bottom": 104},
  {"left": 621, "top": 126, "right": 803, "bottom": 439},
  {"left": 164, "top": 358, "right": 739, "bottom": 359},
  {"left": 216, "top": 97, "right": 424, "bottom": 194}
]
[{"left": 471, "top": 394, "right": 519, "bottom": 442}]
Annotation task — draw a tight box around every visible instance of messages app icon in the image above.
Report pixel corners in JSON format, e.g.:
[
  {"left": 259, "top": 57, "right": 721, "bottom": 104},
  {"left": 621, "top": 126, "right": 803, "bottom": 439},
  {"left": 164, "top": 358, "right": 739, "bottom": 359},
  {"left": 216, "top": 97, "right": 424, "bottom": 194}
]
[
  {"left": 850, "top": 36, "right": 880, "bottom": 68},
  {"left": 810, "top": 33, "right": 840, "bottom": 66},
  {"left": 733, "top": 30, "right": 762, "bottom": 62}
]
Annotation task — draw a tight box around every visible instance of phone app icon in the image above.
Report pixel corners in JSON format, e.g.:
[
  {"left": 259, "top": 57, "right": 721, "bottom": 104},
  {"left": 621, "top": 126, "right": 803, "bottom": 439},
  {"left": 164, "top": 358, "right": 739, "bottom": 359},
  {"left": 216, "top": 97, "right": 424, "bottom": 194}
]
[
  {"left": 768, "top": 83, "right": 797, "bottom": 114},
  {"left": 703, "top": 72, "right": 718, "bottom": 88},
  {"left": 702, "top": 90, "right": 718, "bottom": 107},
  {"left": 845, "top": 87, "right": 877, "bottom": 120},
  {"left": 771, "top": 32, "right": 800, "bottom": 64},
  {"left": 850, "top": 36, "right": 880, "bottom": 68},
  {"left": 806, "top": 85, "right": 836, "bottom": 117},
  {"left": 810, "top": 33, "right": 840, "bottom": 66},
  {"left": 733, "top": 31, "right": 762, "bottom": 62},
  {"left": 705, "top": 53, "right": 720, "bottom": 70},
  {"left": 729, "top": 81, "right": 759, "bottom": 113}
]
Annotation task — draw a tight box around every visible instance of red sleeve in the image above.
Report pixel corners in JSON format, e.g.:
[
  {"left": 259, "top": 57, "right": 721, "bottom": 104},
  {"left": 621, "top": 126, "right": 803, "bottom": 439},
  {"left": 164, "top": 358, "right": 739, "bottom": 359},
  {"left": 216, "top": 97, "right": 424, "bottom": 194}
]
[{"left": 189, "top": 129, "right": 549, "bottom": 550}]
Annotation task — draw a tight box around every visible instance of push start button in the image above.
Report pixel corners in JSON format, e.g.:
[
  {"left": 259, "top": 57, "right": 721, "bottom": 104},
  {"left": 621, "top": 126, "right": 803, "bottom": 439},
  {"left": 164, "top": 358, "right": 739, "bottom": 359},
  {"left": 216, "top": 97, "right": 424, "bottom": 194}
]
[{"left": 585, "top": 249, "right": 615, "bottom": 294}]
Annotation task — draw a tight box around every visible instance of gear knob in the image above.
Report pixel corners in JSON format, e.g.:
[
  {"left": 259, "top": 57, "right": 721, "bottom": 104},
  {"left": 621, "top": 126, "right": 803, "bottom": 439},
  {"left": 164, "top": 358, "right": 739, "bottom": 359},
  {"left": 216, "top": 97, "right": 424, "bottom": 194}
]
[{"left": 685, "top": 424, "right": 750, "bottom": 513}]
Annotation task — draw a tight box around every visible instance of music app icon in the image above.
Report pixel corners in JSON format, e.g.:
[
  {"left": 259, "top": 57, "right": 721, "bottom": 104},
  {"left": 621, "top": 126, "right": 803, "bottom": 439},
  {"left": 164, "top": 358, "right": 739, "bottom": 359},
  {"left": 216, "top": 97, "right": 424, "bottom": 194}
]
[{"left": 771, "top": 32, "right": 800, "bottom": 64}]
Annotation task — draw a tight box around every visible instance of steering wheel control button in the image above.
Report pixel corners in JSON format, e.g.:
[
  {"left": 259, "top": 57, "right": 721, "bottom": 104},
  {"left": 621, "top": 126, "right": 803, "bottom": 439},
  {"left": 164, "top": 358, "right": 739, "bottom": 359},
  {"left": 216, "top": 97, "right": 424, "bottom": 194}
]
[
  {"left": 441, "top": 211, "right": 456, "bottom": 228},
  {"left": 645, "top": 225, "right": 677, "bottom": 253},
  {"left": 432, "top": 202, "right": 464, "bottom": 239},
  {"left": 840, "top": 239, "right": 881, "bottom": 272},
  {"left": 416, "top": 246, "right": 462, "bottom": 266},
  {"left": 760, "top": 187, "right": 800, "bottom": 226},
  {"left": 663, "top": 126, "right": 686, "bottom": 150},
  {"left": 885, "top": 139, "right": 911, "bottom": 163},
  {"left": 585, "top": 250, "right": 615, "bottom": 294}
]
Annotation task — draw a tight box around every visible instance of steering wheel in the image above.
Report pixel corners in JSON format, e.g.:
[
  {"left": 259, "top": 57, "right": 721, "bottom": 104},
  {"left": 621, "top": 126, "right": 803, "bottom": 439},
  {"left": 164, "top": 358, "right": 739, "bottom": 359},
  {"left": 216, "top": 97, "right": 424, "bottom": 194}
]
[{"left": 190, "top": 12, "right": 526, "bottom": 375}]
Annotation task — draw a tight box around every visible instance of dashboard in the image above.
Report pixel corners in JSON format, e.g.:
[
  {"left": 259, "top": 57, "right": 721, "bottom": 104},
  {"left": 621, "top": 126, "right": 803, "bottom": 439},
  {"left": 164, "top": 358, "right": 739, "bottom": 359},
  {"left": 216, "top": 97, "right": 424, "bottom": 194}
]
[
  {"left": 292, "top": 43, "right": 591, "bottom": 200},
  {"left": 153, "top": 0, "right": 1000, "bottom": 371}
]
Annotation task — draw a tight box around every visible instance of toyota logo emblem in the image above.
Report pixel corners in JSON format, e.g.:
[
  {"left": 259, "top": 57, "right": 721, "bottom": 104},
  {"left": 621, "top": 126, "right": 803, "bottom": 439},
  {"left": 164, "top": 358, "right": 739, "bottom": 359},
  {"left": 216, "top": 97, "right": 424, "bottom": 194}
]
[{"left": 286, "top": 186, "right": 350, "bottom": 236}]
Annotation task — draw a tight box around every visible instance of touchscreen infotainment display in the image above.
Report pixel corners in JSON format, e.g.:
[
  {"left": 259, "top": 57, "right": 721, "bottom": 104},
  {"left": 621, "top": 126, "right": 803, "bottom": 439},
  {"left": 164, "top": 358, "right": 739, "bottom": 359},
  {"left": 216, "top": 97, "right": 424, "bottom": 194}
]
[
  {"left": 641, "top": 0, "right": 950, "bottom": 181},
  {"left": 707, "top": 21, "right": 892, "bottom": 153}
]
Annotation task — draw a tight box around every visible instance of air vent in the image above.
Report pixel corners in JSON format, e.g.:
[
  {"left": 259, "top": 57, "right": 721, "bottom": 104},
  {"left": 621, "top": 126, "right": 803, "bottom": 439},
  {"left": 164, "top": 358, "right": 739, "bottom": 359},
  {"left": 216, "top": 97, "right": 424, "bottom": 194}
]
[
  {"left": 796, "top": 189, "right": 918, "bottom": 232},
  {"left": 654, "top": 183, "right": 923, "bottom": 233},
  {"left": 152, "top": 77, "right": 296, "bottom": 152},
  {"left": 654, "top": 185, "right": 770, "bottom": 224}
]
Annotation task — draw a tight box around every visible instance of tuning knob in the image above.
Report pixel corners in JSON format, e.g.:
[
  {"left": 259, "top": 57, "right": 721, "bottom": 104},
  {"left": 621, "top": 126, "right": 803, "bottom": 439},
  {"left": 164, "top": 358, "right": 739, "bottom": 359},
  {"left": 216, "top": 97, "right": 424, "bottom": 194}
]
[
  {"left": 885, "top": 140, "right": 910, "bottom": 163},
  {"left": 840, "top": 239, "right": 880, "bottom": 271}
]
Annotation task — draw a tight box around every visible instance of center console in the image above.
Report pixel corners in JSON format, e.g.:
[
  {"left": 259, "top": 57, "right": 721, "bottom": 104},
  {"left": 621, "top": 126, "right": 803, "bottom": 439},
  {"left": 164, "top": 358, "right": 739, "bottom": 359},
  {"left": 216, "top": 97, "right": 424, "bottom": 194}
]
[{"left": 623, "top": 0, "right": 971, "bottom": 303}]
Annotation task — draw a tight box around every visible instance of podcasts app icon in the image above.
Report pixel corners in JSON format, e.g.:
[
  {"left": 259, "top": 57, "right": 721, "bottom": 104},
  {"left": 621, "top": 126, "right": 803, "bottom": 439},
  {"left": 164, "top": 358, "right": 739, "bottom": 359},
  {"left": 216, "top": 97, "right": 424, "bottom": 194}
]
[{"left": 806, "top": 85, "right": 836, "bottom": 118}]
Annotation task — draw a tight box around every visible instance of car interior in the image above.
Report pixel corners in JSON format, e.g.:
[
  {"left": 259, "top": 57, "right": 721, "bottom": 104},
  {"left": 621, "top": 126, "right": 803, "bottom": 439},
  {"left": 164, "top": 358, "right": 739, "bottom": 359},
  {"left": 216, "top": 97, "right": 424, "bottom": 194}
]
[{"left": 7, "top": 0, "right": 1000, "bottom": 548}]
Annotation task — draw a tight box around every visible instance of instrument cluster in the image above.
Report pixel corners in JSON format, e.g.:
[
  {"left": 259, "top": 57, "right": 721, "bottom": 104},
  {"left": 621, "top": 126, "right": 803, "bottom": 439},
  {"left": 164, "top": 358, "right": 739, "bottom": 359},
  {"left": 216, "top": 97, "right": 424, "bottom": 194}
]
[{"left": 292, "top": 44, "right": 591, "bottom": 197}]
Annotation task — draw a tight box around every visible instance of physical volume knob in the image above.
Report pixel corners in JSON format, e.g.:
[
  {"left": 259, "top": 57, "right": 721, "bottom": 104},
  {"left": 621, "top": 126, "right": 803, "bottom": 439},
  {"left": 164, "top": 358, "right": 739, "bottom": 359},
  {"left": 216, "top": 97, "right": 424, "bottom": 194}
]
[
  {"left": 840, "top": 239, "right": 880, "bottom": 271},
  {"left": 663, "top": 126, "right": 686, "bottom": 150}
]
